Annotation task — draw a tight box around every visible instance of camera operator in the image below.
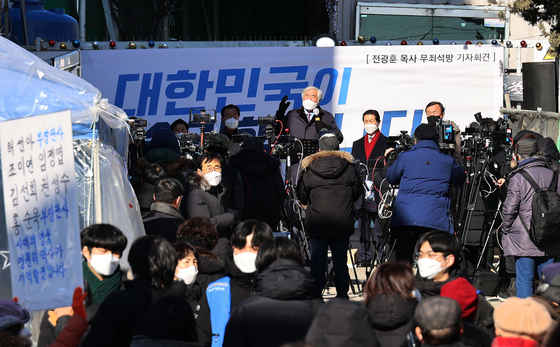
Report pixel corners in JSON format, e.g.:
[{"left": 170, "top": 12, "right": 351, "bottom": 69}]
[
  {"left": 171, "top": 118, "right": 189, "bottom": 134},
  {"left": 351, "top": 109, "right": 389, "bottom": 266},
  {"left": 386, "top": 124, "right": 466, "bottom": 263},
  {"left": 425, "top": 101, "right": 461, "bottom": 160},
  {"left": 297, "top": 133, "right": 362, "bottom": 299}
]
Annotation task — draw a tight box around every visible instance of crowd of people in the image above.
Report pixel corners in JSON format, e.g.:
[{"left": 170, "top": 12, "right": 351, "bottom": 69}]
[{"left": 2, "top": 88, "right": 560, "bottom": 347}]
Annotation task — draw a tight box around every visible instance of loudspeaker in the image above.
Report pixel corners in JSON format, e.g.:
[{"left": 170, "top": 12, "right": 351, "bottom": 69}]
[{"left": 522, "top": 62, "right": 558, "bottom": 112}]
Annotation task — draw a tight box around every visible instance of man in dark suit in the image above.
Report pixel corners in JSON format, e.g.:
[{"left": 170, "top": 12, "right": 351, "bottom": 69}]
[{"left": 351, "top": 109, "right": 388, "bottom": 266}]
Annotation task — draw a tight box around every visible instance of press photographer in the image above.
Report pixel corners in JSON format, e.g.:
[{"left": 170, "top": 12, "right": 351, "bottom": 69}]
[{"left": 386, "top": 124, "right": 466, "bottom": 263}]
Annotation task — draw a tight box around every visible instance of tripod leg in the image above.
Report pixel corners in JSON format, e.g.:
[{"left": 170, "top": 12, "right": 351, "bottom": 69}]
[{"left": 347, "top": 242, "right": 359, "bottom": 294}]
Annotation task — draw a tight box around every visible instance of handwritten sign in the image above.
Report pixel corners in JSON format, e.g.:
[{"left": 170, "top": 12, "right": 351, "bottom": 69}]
[{"left": 1, "top": 111, "right": 82, "bottom": 311}]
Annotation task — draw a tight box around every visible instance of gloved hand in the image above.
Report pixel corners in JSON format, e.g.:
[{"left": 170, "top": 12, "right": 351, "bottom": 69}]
[
  {"left": 71, "top": 287, "right": 87, "bottom": 319},
  {"left": 275, "top": 95, "right": 291, "bottom": 121},
  {"left": 315, "top": 120, "right": 331, "bottom": 134}
]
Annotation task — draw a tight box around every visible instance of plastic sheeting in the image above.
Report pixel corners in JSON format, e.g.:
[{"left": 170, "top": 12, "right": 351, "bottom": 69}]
[
  {"left": 0, "top": 36, "right": 130, "bottom": 163},
  {"left": 0, "top": 36, "right": 145, "bottom": 300},
  {"left": 74, "top": 140, "right": 144, "bottom": 271}
]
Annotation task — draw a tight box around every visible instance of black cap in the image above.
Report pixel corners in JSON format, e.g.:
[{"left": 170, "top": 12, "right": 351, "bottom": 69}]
[
  {"left": 170, "top": 118, "right": 189, "bottom": 132},
  {"left": 241, "top": 137, "right": 264, "bottom": 150},
  {"left": 414, "top": 123, "right": 438, "bottom": 141}
]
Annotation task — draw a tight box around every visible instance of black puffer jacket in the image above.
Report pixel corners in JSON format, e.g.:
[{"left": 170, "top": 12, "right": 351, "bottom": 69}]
[
  {"left": 229, "top": 148, "right": 287, "bottom": 228},
  {"left": 415, "top": 268, "right": 495, "bottom": 337},
  {"left": 367, "top": 294, "right": 417, "bottom": 347},
  {"left": 184, "top": 172, "right": 237, "bottom": 236},
  {"left": 297, "top": 150, "right": 362, "bottom": 238},
  {"left": 196, "top": 251, "right": 256, "bottom": 345},
  {"left": 223, "top": 258, "right": 315, "bottom": 347},
  {"left": 306, "top": 298, "right": 379, "bottom": 347}
]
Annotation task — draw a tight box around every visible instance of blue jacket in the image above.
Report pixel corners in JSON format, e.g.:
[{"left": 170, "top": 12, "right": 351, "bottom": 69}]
[{"left": 386, "top": 140, "right": 466, "bottom": 232}]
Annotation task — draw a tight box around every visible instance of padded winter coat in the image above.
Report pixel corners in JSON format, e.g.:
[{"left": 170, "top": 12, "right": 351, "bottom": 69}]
[
  {"left": 297, "top": 150, "right": 363, "bottom": 238},
  {"left": 386, "top": 139, "right": 466, "bottom": 232},
  {"left": 501, "top": 157, "right": 560, "bottom": 257},
  {"left": 223, "top": 258, "right": 316, "bottom": 347}
]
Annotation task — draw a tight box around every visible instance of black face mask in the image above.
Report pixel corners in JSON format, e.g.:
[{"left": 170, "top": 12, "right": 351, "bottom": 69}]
[{"left": 427, "top": 116, "right": 440, "bottom": 126}]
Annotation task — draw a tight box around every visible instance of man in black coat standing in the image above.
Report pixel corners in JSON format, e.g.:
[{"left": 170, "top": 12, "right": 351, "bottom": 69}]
[
  {"left": 142, "top": 178, "right": 185, "bottom": 243},
  {"left": 351, "top": 109, "right": 389, "bottom": 266},
  {"left": 282, "top": 87, "right": 344, "bottom": 182},
  {"left": 297, "top": 133, "right": 362, "bottom": 299}
]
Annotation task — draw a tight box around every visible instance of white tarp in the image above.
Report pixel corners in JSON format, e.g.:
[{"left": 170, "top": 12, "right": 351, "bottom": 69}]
[{"left": 81, "top": 45, "right": 503, "bottom": 149}]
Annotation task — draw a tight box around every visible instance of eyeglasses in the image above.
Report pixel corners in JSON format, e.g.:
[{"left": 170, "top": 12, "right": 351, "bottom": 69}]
[
  {"left": 414, "top": 251, "right": 445, "bottom": 261},
  {"left": 203, "top": 166, "right": 221, "bottom": 173}
]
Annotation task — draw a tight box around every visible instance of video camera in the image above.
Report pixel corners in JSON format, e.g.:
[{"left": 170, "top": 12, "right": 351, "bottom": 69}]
[
  {"left": 427, "top": 117, "right": 456, "bottom": 154},
  {"left": 462, "top": 112, "right": 512, "bottom": 162},
  {"left": 127, "top": 117, "right": 148, "bottom": 142},
  {"left": 386, "top": 130, "right": 414, "bottom": 160},
  {"left": 190, "top": 109, "right": 216, "bottom": 125},
  {"left": 176, "top": 132, "right": 202, "bottom": 158}
]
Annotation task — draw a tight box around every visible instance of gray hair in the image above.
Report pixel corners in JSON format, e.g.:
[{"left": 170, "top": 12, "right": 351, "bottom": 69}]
[{"left": 301, "top": 86, "right": 323, "bottom": 102}]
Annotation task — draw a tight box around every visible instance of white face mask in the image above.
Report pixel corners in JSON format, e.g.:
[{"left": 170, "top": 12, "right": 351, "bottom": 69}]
[
  {"left": 364, "top": 123, "right": 378, "bottom": 134},
  {"left": 225, "top": 118, "right": 238, "bottom": 130},
  {"left": 417, "top": 257, "right": 446, "bottom": 280},
  {"left": 233, "top": 252, "right": 258, "bottom": 273},
  {"left": 176, "top": 265, "right": 198, "bottom": 285},
  {"left": 89, "top": 253, "right": 120, "bottom": 276},
  {"left": 204, "top": 171, "right": 222, "bottom": 186},
  {"left": 302, "top": 99, "right": 318, "bottom": 111}
]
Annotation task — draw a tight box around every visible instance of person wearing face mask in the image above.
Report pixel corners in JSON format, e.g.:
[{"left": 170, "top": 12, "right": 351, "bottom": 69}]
[
  {"left": 351, "top": 109, "right": 389, "bottom": 266},
  {"left": 282, "top": 87, "right": 344, "bottom": 182},
  {"left": 223, "top": 237, "right": 317, "bottom": 347},
  {"left": 415, "top": 230, "right": 495, "bottom": 336},
  {"left": 171, "top": 118, "right": 189, "bottom": 135},
  {"left": 185, "top": 152, "right": 239, "bottom": 254},
  {"left": 38, "top": 224, "right": 128, "bottom": 347},
  {"left": 219, "top": 104, "right": 247, "bottom": 141},
  {"left": 425, "top": 101, "right": 462, "bottom": 160},
  {"left": 283, "top": 86, "right": 343, "bottom": 143},
  {"left": 173, "top": 242, "right": 202, "bottom": 312},
  {"left": 142, "top": 178, "right": 185, "bottom": 244},
  {"left": 201, "top": 220, "right": 273, "bottom": 346}
]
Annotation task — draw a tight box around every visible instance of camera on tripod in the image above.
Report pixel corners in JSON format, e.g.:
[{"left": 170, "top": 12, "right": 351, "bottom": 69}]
[
  {"left": 386, "top": 130, "right": 414, "bottom": 160},
  {"left": 462, "top": 112, "right": 512, "bottom": 161},
  {"left": 127, "top": 117, "right": 148, "bottom": 142},
  {"left": 176, "top": 132, "right": 202, "bottom": 158},
  {"left": 427, "top": 117, "right": 456, "bottom": 153}
]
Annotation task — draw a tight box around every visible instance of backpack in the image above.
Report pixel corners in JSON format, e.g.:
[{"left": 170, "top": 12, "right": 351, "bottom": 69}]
[{"left": 518, "top": 169, "right": 560, "bottom": 247}]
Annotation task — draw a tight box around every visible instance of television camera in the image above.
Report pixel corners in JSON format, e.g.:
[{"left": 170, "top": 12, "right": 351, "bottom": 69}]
[
  {"left": 127, "top": 117, "right": 148, "bottom": 142},
  {"left": 386, "top": 130, "right": 414, "bottom": 160}
]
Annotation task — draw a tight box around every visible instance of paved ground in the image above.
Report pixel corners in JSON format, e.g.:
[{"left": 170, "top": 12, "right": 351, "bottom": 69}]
[{"left": 321, "top": 228, "right": 503, "bottom": 308}]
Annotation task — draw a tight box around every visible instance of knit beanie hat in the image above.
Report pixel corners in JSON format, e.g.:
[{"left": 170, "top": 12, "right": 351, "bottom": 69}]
[
  {"left": 413, "top": 124, "right": 438, "bottom": 142},
  {"left": 440, "top": 277, "right": 478, "bottom": 322},
  {"left": 319, "top": 133, "right": 339, "bottom": 151},
  {"left": 494, "top": 297, "right": 551, "bottom": 339},
  {"left": 0, "top": 300, "right": 30, "bottom": 331}
]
